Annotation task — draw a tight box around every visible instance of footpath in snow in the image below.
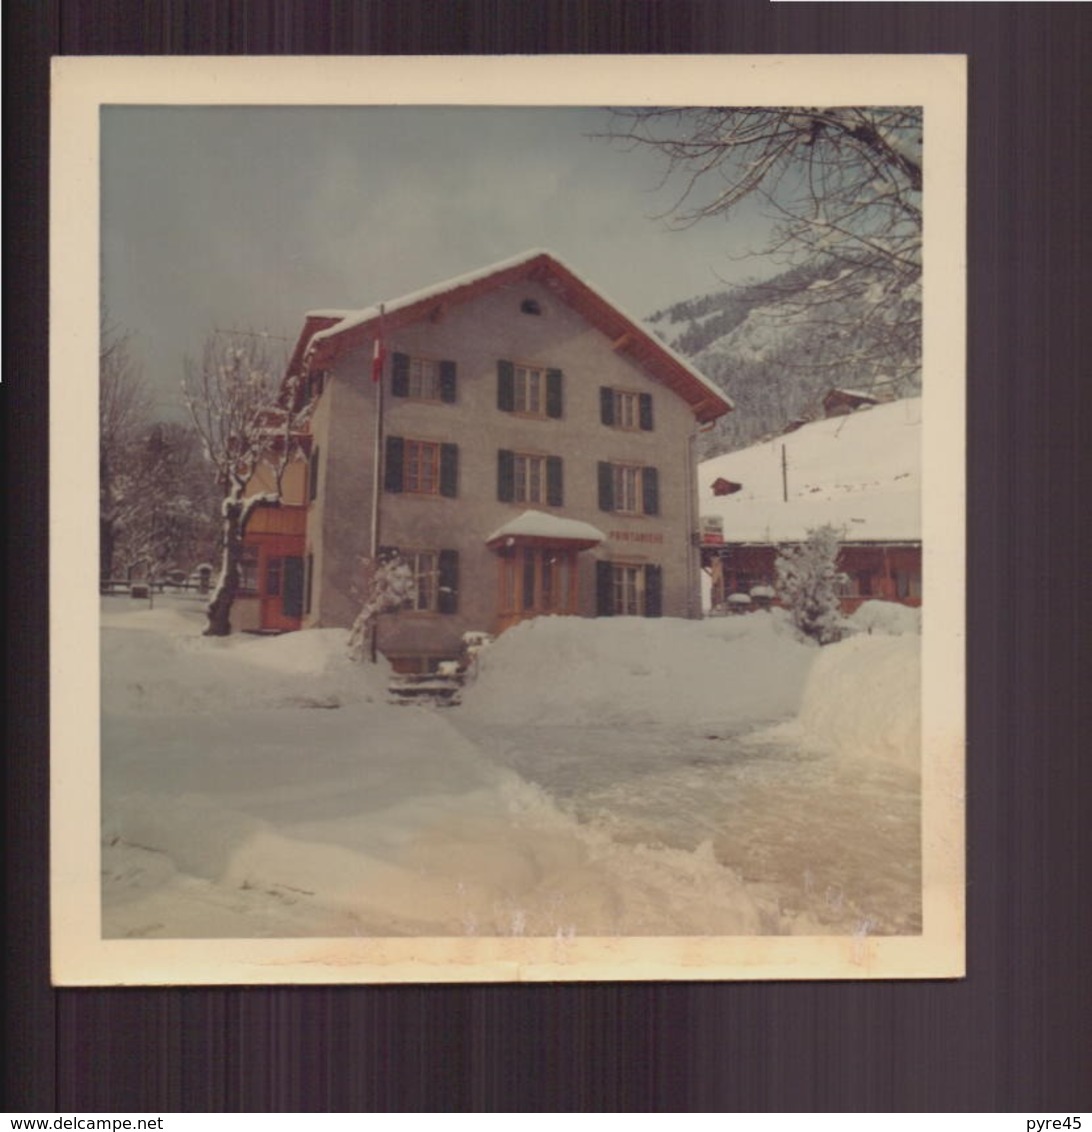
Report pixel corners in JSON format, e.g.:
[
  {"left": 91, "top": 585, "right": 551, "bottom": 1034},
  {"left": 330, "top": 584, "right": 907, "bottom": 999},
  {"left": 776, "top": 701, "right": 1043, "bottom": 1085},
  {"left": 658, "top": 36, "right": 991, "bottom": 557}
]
[{"left": 100, "top": 595, "right": 921, "bottom": 940}]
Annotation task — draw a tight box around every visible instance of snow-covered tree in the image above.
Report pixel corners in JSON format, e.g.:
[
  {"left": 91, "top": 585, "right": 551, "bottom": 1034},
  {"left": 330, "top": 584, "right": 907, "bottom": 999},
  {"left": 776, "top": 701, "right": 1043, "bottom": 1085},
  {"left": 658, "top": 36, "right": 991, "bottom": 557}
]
[
  {"left": 112, "top": 421, "right": 221, "bottom": 583},
  {"left": 347, "top": 549, "right": 417, "bottom": 663},
  {"left": 775, "top": 525, "right": 848, "bottom": 645},
  {"left": 602, "top": 107, "right": 923, "bottom": 405},
  {"left": 99, "top": 316, "right": 151, "bottom": 582},
  {"left": 183, "top": 333, "right": 303, "bottom": 637}
]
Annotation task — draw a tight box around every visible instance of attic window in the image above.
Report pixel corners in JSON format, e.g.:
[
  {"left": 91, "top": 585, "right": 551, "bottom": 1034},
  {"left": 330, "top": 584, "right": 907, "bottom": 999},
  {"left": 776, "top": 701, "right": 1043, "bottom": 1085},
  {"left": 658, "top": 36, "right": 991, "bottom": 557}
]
[{"left": 520, "top": 298, "right": 543, "bottom": 316}]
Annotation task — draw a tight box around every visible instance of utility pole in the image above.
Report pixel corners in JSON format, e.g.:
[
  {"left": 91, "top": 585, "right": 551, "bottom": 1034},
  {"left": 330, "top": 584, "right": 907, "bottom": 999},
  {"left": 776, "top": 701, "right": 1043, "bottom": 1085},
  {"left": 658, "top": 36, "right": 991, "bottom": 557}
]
[{"left": 781, "top": 443, "right": 789, "bottom": 503}]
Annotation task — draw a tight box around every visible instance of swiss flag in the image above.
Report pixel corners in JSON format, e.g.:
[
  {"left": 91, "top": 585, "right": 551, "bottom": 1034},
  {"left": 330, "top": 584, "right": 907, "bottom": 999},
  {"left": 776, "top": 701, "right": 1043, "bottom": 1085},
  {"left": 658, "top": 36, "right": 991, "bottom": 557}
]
[{"left": 371, "top": 334, "right": 386, "bottom": 383}]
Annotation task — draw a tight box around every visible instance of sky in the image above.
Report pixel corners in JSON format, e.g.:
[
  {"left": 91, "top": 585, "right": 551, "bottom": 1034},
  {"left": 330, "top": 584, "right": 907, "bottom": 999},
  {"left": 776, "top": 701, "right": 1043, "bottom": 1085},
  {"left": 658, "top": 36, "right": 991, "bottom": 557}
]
[{"left": 100, "top": 105, "right": 770, "bottom": 418}]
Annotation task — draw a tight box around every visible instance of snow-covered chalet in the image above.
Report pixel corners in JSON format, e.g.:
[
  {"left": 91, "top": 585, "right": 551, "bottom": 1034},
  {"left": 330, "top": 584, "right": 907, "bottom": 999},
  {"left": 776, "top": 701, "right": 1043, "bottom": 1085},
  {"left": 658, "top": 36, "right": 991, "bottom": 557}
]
[
  {"left": 235, "top": 250, "right": 733, "bottom": 671},
  {"left": 699, "top": 397, "right": 922, "bottom": 614}
]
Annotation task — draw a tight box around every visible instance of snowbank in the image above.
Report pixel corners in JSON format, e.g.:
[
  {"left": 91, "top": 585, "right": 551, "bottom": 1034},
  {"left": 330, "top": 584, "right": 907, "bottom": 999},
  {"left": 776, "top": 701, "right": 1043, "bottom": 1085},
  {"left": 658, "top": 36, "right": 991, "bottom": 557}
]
[
  {"left": 100, "top": 596, "right": 771, "bottom": 938},
  {"left": 845, "top": 599, "right": 921, "bottom": 637},
  {"left": 99, "top": 595, "right": 919, "bottom": 939},
  {"left": 102, "top": 598, "right": 388, "bottom": 716},
  {"left": 788, "top": 635, "right": 920, "bottom": 772},
  {"left": 460, "top": 612, "right": 814, "bottom": 731}
]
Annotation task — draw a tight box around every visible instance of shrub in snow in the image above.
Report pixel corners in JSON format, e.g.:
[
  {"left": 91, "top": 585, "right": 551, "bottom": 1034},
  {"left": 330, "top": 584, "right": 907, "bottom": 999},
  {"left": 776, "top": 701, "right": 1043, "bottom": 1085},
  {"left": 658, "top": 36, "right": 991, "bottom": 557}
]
[
  {"left": 845, "top": 599, "right": 921, "bottom": 637},
  {"left": 347, "top": 550, "right": 417, "bottom": 662},
  {"left": 775, "top": 524, "right": 847, "bottom": 645}
]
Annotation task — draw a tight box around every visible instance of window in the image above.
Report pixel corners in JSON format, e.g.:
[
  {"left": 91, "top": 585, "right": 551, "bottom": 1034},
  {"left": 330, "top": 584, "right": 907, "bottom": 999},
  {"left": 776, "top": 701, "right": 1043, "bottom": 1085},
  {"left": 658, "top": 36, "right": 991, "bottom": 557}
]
[
  {"left": 239, "top": 545, "right": 260, "bottom": 594},
  {"left": 498, "top": 547, "right": 577, "bottom": 616},
  {"left": 391, "top": 353, "right": 457, "bottom": 402},
  {"left": 402, "top": 550, "right": 439, "bottom": 611},
  {"left": 381, "top": 546, "right": 460, "bottom": 613},
  {"left": 497, "top": 360, "right": 563, "bottom": 418},
  {"left": 598, "top": 461, "right": 659, "bottom": 516},
  {"left": 596, "top": 561, "right": 663, "bottom": 617},
  {"left": 384, "top": 436, "right": 458, "bottom": 497},
  {"left": 266, "top": 556, "right": 283, "bottom": 597},
  {"left": 497, "top": 450, "right": 564, "bottom": 506},
  {"left": 600, "top": 387, "right": 653, "bottom": 431},
  {"left": 896, "top": 569, "right": 922, "bottom": 600},
  {"left": 304, "top": 552, "right": 314, "bottom": 614},
  {"left": 405, "top": 439, "right": 439, "bottom": 494}
]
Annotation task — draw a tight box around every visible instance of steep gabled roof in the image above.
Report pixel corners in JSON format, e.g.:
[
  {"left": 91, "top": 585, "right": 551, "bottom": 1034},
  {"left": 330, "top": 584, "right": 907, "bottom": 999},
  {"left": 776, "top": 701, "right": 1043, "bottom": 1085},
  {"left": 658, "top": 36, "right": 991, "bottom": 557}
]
[{"left": 286, "top": 250, "right": 733, "bottom": 424}]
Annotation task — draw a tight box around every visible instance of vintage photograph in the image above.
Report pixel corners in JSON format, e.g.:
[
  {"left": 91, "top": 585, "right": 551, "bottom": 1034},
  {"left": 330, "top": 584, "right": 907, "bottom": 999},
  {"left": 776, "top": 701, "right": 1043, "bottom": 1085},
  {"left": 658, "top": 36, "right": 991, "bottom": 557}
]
[{"left": 52, "top": 56, "right": 966, "bottom": 982}]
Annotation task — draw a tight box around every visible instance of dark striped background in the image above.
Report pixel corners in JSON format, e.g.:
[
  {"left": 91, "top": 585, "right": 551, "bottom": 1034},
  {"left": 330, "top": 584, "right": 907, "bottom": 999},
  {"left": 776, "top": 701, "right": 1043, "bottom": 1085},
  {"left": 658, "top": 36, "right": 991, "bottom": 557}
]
[{"left": 6, "top": 0, "right": 1091, "bottom": 1112}]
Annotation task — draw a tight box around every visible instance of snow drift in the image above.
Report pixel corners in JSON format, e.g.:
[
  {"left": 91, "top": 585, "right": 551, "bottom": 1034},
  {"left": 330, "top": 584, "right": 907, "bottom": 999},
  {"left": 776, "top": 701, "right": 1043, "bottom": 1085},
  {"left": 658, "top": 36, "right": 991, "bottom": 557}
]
[
  {"left": 461, "top": 611, "right": 814, "bottom": 730},
  {"left": 100, "top": 594, "right": 921, "bottom": 939},
  {"left": 787, "top": 634, "right": 920, "bottom": 772}
]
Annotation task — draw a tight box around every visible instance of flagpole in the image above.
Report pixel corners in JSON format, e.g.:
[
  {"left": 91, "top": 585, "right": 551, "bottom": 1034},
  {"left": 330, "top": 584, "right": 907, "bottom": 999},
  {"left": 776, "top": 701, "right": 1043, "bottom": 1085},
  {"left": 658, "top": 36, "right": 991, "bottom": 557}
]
[{"left": 369, "top": 304, "right": 385, "bottom": 663}]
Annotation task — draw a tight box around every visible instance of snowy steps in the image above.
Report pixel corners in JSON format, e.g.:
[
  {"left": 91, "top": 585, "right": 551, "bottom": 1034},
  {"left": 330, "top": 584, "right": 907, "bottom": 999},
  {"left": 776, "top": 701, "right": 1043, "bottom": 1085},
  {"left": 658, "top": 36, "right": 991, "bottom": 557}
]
[{"left": 386, "top": 673, "right": 464, "bottom": 707}]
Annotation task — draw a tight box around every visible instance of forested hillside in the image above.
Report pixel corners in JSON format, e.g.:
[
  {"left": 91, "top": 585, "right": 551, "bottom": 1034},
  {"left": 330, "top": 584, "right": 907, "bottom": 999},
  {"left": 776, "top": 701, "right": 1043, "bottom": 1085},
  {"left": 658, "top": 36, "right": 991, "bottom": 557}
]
[{"left": 648, "top": 260, "right": 922, "bottom": 458}]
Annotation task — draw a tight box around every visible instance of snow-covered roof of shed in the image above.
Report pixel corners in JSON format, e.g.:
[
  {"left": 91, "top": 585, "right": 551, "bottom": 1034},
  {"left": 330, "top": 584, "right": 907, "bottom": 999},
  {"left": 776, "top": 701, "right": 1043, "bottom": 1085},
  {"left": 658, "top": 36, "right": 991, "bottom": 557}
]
[
  {"left": 292, "top": 249, "right": 733, "bottom": 424},
  {"left": 700, "top": 397, "right": 922, "bottom": 543},
  {"left": 826, "top": 387, "right": 879, "bottom": 402},
  {"left": 486, "top": 510, "right": 606, "bottom": 546}
]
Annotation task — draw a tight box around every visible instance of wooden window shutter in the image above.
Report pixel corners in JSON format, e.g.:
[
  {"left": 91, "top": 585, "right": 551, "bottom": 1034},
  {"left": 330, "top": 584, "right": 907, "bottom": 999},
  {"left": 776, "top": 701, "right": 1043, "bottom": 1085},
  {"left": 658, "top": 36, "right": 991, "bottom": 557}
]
[
  {"left": 596, "top": 560, "right": 614, "bottom": 616},
  {"left": 639, "top": 392, "right": 654, "bottom": 431},
  {"left": 497, "top": 360, "right": 515, "bottom": 411},
  {"left": 497, "top": 449, "right": 515, "bottom": 502},
  {"left": 546, "top": 369, "right": 564, "bottom": 418},
  {"left": 384, "top": 436, "right": 404, "bottom": 492},
  {"left": 642, "top": 466, "right": 660, "bottom": 516},
  {"left": 599, "top": 386, "right": 615, "bottom": 426},
  {"left": 439, "top": 360, "right": 457, "bottom": 403},
  {"left": 391, "top": 353, "right": 410, "bottom": 397},
  {"left": 438, "top": 549, "right": 459, "bottom": 614},
  {"left": 439, "top": 443, "right": 459, "bottom": 498},
  {"left": 644, "top": 564, "right": 663, "bottom": 617},
  {"left": 308, "top": 445, "right": 320, "bottom": 501},
  {"left": 304, "top": 552, "right": 313, "bottom": 615},
  {"left": 282, "top": 557, "right": 305, "bottom": 619},
  {"left": 598, "top": 461, "right": 614, "bottom": 512},
  {"left": 546, "top": 456, "right": 563, "bottom": 507}
]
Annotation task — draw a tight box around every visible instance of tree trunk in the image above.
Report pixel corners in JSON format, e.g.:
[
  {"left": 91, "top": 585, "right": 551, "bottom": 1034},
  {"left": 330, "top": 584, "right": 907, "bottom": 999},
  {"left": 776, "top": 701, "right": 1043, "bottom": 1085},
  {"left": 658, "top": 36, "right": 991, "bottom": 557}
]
[{"left": 204, "top": 500, "right": 243, "bottom": 637}]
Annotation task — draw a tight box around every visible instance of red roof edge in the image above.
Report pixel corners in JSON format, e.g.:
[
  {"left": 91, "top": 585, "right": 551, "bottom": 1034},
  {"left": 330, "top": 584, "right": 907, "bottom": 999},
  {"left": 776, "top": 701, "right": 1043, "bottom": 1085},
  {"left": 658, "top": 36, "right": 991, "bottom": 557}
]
[{"left": 284, "top": 252, "right": 732, "bottom": 423}]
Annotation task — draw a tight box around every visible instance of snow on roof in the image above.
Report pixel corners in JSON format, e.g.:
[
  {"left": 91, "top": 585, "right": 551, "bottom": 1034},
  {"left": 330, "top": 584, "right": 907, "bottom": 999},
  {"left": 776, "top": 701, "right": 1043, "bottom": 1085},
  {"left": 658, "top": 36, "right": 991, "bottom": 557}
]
[
  {"left": 700, "top": 397, "right": 922, "bottom": 543},
  {"left": 308, "top": 249, "right": 553, "bottom": 345},
  {"left": 827, "top": 387, "right": 879, "bottom": 402},
  {"left": 304, "top": 308, "right": 358, "bottom": 320},
  {"left": 299, "top": 249, "right": 732, "bottom": 421},
  {"left": 486, "top": 510, "right": 606, "bottom": 546}
]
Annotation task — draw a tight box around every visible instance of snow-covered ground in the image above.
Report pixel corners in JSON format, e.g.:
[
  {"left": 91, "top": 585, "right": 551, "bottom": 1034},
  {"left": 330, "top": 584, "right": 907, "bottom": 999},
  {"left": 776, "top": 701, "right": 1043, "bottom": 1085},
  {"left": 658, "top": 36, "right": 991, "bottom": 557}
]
[{"left": 101, "top": 595, "right": 921, "bottom": 940}]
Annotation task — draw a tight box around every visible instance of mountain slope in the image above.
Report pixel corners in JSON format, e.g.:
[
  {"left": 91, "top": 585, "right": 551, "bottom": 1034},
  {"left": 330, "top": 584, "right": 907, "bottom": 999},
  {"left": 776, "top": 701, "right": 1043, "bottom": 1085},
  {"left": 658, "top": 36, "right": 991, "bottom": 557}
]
[{"left": 647, "top": 262, "right": 921, "bottom": 456}]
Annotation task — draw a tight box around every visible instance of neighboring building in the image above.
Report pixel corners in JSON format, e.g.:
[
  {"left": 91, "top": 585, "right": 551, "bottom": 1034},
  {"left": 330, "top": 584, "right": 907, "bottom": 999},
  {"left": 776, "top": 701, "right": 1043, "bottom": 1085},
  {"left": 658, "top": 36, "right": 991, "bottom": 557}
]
[
  {"left": 700, "top": 398, "right": 922, "bottom": 614},
  {"left": 821, "top": 387, "right": 882, "bottom": 418},
  {"left": 711, "top": 477, "right": 743, "bottom": 497},
  {"left": 237, "top": 250, "right": 732, "bottom": 670},
  {"left": 229, "top": 450, "right": 311, "bottom": 633}
]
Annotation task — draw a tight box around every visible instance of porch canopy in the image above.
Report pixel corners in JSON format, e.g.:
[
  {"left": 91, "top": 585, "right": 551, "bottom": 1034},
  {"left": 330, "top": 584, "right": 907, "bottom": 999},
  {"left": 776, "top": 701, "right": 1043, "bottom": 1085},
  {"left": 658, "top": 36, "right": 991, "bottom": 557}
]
[{"left": 485, "top": 510, "right": 606, "bottom": 552}]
